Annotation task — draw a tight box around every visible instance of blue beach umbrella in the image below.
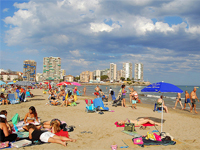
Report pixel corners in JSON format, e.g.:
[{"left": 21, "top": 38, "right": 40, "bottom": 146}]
[
  {"left": 0, "top": 81, "right": 6, "bottom": 85},
  {"left": 7, "top": 81, "right": 14, "bottom": 85},
  {"left": 141, "top": 81, "right": 183, "bottom": 132}
]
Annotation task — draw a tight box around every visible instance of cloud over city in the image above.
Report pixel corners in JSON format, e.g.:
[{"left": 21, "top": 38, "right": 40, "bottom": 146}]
[{"left": 1, "top": 0, "right": 200, "bottom": 84}]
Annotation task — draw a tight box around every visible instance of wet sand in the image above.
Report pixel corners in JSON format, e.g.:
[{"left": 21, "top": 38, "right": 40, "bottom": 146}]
[{"left": 2, "top": 89, "right": 200, "bottom": 150}]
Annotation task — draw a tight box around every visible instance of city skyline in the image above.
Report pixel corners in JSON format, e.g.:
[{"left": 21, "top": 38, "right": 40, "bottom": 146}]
[{"left": 1, "top": 0, "right": 200, "bottom": 85}]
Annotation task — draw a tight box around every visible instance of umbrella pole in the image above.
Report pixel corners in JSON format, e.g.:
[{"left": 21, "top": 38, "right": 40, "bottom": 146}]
[{"left": 161, "top": 93, "right": 163, "bottom": 133}]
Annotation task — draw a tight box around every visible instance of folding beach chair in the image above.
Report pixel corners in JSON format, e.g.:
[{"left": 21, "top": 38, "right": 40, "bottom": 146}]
[
  {"left": 85, "top": 99, "right": 96, "bottom": 113},
  {"left": 8, "top": 94, "right": 19, "bottom": 104}
]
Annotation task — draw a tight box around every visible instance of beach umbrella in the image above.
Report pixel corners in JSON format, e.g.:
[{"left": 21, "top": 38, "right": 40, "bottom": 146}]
[
  {"left": 0, "top": 81, "right": 6, "bottom": 85},
  {"left": 71, "top": 82, "right": 81, "bottom": 86},
  {"left": 56, "top": 82, "right": 71, "bottom": 86},
  {"left": 14, "top": 81, "right": 34, "bottom": 86},
  {"left": 7, "top": 81, "right": 14, "bottom": 85},
  {"left": 141, "top": 81, "right": 183, "bottom": 133}
]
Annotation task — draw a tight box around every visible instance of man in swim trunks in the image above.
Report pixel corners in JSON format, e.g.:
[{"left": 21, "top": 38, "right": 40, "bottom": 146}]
[
  {"left": 173, "top": 93, "right": 183, "bottom": 110},
  {"left": 190, "top": 87, "right": 199, "bottom": 114},
  {"left": 183, "top": 90, "right": 191, "bottom": 110}
]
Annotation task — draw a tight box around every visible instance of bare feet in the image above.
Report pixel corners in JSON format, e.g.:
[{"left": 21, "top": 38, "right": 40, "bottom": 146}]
[
  {"left": 195, "top": 111, "right": 198, "bottom": 114},
  {"left": 173, "top": 107, "right": 175, "bottom": 109},
  {"left": 61, "top": 141, "right": 67, "bottom": 146},
  {"left": 190, "top": 111, "right": 193, "bottom": 113}
]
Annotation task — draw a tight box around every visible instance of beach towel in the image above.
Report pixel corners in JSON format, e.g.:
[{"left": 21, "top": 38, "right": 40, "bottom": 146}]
[
  {"left": 12, "top": 113, "right": 20, "bottom": 125},
  {"left": 114, "top": 122, "right": 154, "bottom": 127},
  {"left": 55, "top": 130, "right": 69, "bottom": 138},
  {"left": 13, "top": 120, "right": 40, "bottom": 131},
  {"left": 132, "top": 137, "right": 176, "bottom": 147},
  {"left": 16, "top": 132, "right": 29, "bottom": 138},
  {"left": 93, "top": 98, "right": 109, "bottom": 111},
  {"left": 122, "top": 130, "right": 142, "bottom": 138}
]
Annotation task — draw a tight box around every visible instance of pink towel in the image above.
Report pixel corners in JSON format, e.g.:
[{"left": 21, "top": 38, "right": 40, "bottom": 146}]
[
  {"left": 114, "top": 122, "right": 154, "bottom": 127},
  {"left": 114, "top": 122, "right": 125, "bottom": 127}
]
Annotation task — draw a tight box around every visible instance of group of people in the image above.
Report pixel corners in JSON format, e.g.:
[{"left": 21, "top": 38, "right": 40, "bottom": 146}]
[
  {"left": 0, "top": 107, "right": 76, "bottom": 146},
  {"left": 94, "top": 85, "right": 140, "bottom": 109},
  {"left": 48, "top": 88, "right": 76, "bottom": 107},
  {"left": 173, "top": 87, "right": 199, "bottom": 113},
  {"left": 0, "top": 85, "right": 34, "bottom": 105}
]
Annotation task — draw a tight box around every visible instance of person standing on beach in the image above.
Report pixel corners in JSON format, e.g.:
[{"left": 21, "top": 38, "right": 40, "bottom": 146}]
[
  {"left": 128, "top": 87, "right": 134, "bottom": 103},
  {"left": 190, "top": 87, "right": 199, "bottom": 114},
  {"left": 183, "top": 90, "right": 191, "bottom": 110},
  {"left": 173, "top": 93, "right": 183, "bottom": 110},
  {"left": 95, "top": 85, "right": 100, "bottom": 92},
  {"left": 83, "top": 87, "right": 86, "bottom": 96},
  {"left": 121, "top": 85, "right": 127, "bottom": 107}
]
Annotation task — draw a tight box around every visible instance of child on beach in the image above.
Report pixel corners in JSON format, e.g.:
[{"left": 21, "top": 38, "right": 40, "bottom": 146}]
[
  {"left": 183, "top": 90, "right": 191, "bottom": 110},
  {"left": 27, "top": 124, "right": 76, "bottom": 146}
]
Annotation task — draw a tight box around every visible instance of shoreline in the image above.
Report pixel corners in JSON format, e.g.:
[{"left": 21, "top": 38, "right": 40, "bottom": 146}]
[{"left": 80, "top": 82, "right": 151, "bottom": 86}]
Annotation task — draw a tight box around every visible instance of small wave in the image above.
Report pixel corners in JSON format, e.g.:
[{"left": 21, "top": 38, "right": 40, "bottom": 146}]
[{"left": 146, "top": 94, "right": 160, "bottom": 98}]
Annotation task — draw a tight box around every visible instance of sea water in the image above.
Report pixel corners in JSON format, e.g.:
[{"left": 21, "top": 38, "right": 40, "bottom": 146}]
[{"left": 67, "top": 85, "right": 200, "bottom": 110}]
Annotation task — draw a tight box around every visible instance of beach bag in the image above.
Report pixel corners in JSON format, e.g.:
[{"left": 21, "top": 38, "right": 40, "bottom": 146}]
[
  {"left": 124, "top": 123, "right": 135, "bottom": 132},
  {"left": 133, "top": 137, "right": 143, "bottom": 145},
  {"left": 12, "top": 113, "right": 20, "bottom": 125}
]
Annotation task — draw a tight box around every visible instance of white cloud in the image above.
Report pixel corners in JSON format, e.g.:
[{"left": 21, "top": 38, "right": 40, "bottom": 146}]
[
  {"left": 3, "top": 8, "right": 9, "bottom": 12},
  {"left": 22, "top": 48, "right": 39, "bottom": 54},
  {"left": 69, "top": 50, "right": 81, "bottom": 57},
  {"left": 90, "top": 23, "right": 120, "bottom": 33}
]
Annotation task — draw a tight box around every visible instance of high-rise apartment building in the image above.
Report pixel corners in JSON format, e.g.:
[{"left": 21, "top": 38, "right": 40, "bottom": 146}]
[
  {"left": 93, "top": 70, "right": 101, "bottom": 81},
  {"left": 117, "top": 70, "right": 123, "bottom": 81},
  {"left": 43, "top": 57, "right": 61, "bottom": 81},
  {"left": 134, "top": 63, "right": 143, "bottom": 81},
  {"left": 80, "top": 71, "right": 93, "bottom": 83},
  {"left": 23, "top": 60, "right": 36, "bottom": 81},
  {"left": 110, "top": 63, "right": 117, "bottom": 82},
  {"left": 123, "top": 63, "right": 132, "bottom": 80},
  {"left": 60, "top": 69, "right": 66, "bottom": 80}
]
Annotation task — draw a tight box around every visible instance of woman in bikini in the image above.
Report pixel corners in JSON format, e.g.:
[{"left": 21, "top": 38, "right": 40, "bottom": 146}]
[
  {"left": 27, "top": 124, "right": 76, "bottom": 146},
  {"left": 117, "top": 118, "right": 161, "bottom": 126},
  {"left": 23, "top": 106, "right": 41, "bottom": 130}
]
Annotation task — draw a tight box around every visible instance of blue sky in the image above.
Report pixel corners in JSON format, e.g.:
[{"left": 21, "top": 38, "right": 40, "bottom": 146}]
[{"left": 1, "top": 0, "right": 200, "bottom": 85}]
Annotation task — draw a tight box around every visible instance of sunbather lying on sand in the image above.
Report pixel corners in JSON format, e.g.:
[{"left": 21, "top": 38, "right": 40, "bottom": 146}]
[
  {"left": 27, "top": 124, "right": 76, "bottom": 146},
  {"left": 117, "top": 117, "right": 161, "bottom": 126}
]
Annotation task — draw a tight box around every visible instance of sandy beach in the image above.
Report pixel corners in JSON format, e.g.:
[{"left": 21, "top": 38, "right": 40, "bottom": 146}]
[{"left": 2, "top": 89, "right": 200, "bottom": 150}]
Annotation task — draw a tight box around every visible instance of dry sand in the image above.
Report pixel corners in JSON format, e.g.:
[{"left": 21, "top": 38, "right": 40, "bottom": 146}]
[{"left": 1, "top": 89, "right": 200, "bottom": 150}]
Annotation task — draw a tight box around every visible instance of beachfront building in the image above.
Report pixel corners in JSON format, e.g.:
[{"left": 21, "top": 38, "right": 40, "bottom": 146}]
[
  {"left": 36, "top": 73, "right": 43, "bottom": 82},
  {"left": 93, "top": 70, "right": 101, "bottom": 82},
  {"left": 123, "top": 62, "right": 132, "bottom": 80},
  {"left": 117, "top": 70, "right": 123, "bottom": 81},
  {"left": 80, "top": 71, "right": 93, "bottom": 83},
  {"left": 64, "top": 75, "right": 74, "bottom": 82},
  {"left": 0, "top": 72, "right": 19, "bottom": 82},
  {"left": 134, "top": 63, "right": 143, "bottom": 82},
  {"left": 60, "top": 69, "right": 66, "bottom": 80},
  {"left": 110, "top": 63, "right": 117, "bottom": 82},
  {"left": 23, "top": 60, "right": 37, "bottom": 81},
  {"left": 43, "top": 57, "right": 61, "bottom": 81}
]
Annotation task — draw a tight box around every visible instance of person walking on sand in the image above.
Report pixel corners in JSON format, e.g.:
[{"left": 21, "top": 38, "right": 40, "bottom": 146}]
[
  {"left": 190, "top": 87, "right": 199, "bottom": 114},
  {"left": 183, "top": 90, "right": 191, "bottom": 110},
  {"left": 173, "top": 93, "right": 183, "bottom": 110},
  {"left": 83, "top": 87, "right": 86, "bottom": 96}
]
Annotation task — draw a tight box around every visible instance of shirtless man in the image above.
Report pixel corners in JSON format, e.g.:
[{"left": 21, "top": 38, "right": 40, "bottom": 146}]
[
  {"left": 190, "top": 87, "right": 199, "bottom": 114},
  {"left": 57, "top": 89, "right": 66, "bottom": 101},
  {"left": 183, "top": 90, "right": 191, "bottom": 110},
  {"left": 83, "top": 87, "right": 86, "bottom": 96},
  {"left": 173, "top": 93, "right": 183, "bottom": 110},
  {"left": 95, "top": 85, "right": 100, "bottom": 92}
]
